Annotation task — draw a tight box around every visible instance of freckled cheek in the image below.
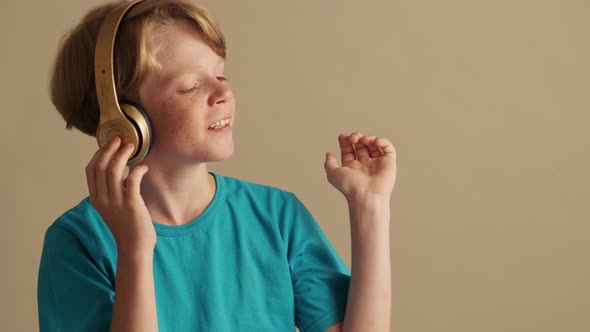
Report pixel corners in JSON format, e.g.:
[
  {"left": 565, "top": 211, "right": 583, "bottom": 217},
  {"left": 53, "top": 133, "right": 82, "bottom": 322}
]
[
  {"left": 166, "top": 114, "right": 189, "bottom": 138},
  {"left": 152, "top": 100, "right": 205, "bottom": 140}
]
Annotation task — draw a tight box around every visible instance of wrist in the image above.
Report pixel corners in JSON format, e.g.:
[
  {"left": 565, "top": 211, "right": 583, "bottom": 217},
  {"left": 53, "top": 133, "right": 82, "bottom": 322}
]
[
  {"left": 346, "top": 191, "right": 391, "bottom": 207},
  {"left": 346, "top": 192, "right": 391, "bottom": 228},
  {"left": 117, "top": 246, "right": 155, "bottom": 264}
]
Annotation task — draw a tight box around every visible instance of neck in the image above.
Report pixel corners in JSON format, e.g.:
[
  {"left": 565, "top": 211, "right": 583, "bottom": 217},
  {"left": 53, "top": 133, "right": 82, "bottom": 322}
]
[{"left": 131, "top": 159, "right": 215, "bottom": 226}]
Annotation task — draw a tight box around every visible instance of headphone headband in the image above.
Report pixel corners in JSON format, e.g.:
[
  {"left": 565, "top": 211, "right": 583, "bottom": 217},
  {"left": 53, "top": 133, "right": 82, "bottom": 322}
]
[
  {"left": 94, "top": 0, "right": 152, "bottom": 166},
  {"left": 94, "top": 0, "right": 142, "bottom": 123}
]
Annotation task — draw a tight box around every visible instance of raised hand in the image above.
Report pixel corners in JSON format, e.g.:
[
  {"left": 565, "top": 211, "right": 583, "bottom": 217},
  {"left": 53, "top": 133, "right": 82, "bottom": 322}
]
[
  {"left": 85, "top": 136, "right": 156, "bottom": 256},
  {"left": 324, "top": 132, "right": 397, "bottom": 202}
]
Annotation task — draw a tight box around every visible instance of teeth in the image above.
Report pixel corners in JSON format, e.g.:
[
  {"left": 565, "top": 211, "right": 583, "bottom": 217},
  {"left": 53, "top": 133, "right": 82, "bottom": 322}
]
[{"left": 208, "top": 118, "right": 231, "bottom": 129}]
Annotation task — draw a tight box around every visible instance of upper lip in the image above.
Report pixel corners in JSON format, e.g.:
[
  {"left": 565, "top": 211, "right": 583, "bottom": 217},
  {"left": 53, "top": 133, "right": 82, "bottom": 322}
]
[{"left": 208, "top": 116, "right": 233, "bottom": 128}]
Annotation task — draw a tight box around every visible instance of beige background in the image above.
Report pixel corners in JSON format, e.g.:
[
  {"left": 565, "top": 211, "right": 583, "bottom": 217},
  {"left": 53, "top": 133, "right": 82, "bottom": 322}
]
[{"left": 1, "top": 0, "right": 588, "bottom": 331}]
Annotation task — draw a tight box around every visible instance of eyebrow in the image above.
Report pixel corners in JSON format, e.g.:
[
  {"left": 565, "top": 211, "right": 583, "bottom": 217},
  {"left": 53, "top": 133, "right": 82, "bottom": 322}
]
[{"left": 161, "top": 58, "right": 225, "bottom": 86}]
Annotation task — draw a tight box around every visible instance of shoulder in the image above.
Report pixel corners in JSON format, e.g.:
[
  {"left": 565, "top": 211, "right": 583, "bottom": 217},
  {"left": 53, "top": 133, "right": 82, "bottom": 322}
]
[
  {"left": 43, "top": 197, "right": 115, "bottom": 255},
  {"left": 218, "top": 172, "right": 297, "bottom": 205},
  {"left": 215, "top": 173, "right": 309, "bottom": 227},
  {"left": 50, "top": 197, "right": 105, "bottom": 234}
]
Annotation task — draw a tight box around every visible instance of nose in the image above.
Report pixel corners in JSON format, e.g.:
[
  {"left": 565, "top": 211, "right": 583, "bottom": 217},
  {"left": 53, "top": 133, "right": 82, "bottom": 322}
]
[{"left": 208, "top": 78, "right": 234, "bottom": 107}]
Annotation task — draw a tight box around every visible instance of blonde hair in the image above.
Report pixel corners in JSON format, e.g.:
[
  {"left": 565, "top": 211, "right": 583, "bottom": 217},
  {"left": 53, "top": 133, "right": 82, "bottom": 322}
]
[{"left": 50, "top": 0, "right": 226, "bottom": 136}]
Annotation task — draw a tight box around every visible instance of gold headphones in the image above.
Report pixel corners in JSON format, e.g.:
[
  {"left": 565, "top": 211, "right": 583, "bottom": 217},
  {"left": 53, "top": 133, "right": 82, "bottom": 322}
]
[{"left": 94, "top": 0, "right": 152, "bottom": 166}]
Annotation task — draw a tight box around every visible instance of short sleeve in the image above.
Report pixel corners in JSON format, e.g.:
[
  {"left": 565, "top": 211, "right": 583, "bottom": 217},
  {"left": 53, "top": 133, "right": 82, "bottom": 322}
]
[
  {"left": 284, "top": 193, "right": 351, "bottom": 332},
  {"left": 37, "top": 224, "right": 114, "bottom": 331}
]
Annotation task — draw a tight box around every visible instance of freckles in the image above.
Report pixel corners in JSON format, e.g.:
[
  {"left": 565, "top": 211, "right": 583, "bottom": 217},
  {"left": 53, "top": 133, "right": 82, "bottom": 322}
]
[{"left": 157, "top": 96, "right": 194, "bottom": 138}]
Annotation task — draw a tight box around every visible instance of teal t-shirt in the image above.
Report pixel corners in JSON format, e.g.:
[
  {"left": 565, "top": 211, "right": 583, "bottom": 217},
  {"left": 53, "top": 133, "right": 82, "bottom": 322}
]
[{"left": 37, "top": 172, "right": 350, "bottom": 332}]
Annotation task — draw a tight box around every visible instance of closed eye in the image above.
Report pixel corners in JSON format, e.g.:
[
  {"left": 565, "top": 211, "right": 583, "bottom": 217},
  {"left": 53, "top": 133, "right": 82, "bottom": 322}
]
[
  {"left": 179, "top": 77, "right": 228, "bottom": 94},
  {"left": 179, "top": 84, "right": 198, "bottom": 94}
]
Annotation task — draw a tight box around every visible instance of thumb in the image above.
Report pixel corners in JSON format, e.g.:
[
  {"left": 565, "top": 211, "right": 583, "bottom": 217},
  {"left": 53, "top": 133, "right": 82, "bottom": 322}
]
[{"left": 324, "top": 152, "right": 339, "bottom": 172}]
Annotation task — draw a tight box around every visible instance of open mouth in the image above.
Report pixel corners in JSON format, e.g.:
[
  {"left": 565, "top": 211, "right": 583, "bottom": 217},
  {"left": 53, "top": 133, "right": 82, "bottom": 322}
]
[{"left": 208, "top": 117, "right": 233, "bottom": 131}]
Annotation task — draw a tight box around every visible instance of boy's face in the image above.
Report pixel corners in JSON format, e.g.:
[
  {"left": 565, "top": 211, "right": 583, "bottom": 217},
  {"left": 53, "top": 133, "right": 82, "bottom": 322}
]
[{"left": 138, "top": 21, "right": 235, "bottom": 165}]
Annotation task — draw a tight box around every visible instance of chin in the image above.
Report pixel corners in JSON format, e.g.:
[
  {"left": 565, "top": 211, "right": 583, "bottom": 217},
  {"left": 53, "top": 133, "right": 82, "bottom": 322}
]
[
  {"left": 146, "top": 143, "right": 234, "bottom": 164},
  {"left": 209, "top": 151, "right": 233, "bottom": 162},
  {"left": 205, "top": 145, "right": 234, "bottom": 162}
]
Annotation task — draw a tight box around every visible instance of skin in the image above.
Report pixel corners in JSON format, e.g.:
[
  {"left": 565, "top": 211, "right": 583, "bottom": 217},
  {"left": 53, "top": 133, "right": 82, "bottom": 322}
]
[
  {"left": 324, "top": 133, "right": 396, "bottom": 332},
  {"left": 86, "top": 19, "right": 396, "bottom": 332},
  {"left": 134, "top": 20, "right": 235, "bottom": 229}
]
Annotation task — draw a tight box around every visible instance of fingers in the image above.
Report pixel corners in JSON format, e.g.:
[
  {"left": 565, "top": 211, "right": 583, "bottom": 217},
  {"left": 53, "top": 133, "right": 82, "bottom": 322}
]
[
  {"left": 324, "top": 152, "right": 335, "bottom": 173},
  {"left": 349, "top": 133, "right": 372, "bottom": 160},
  {"left": 361, "top": 136, "right": 382, "bottom": 158},
  {"left": 337, "top": 132, "right": 395, "bottom": 161},
  {"left": 338, "top": 134, "right": 356, "bottom": 164},
  {"left": 108, "top": 142, "right": 135, "bottom": 203},
  {"left": 94, "top": 137, "right": 122, "bottom": 201},
  {"left": 85, "top": 145, "right": 103, "bottom": 202},
  {"left": 342, "top": 132, "right": 372, "bottom": 160},
  {"left": 125, "top": 165, "right": 149, "bottom": 202},
  {"left": 86, "top": 136, "right": 149, "bottom": 217},
  {"left": 374, "top": 137, "right": 396, "bottom": 158},
  {"left": 87, "top": 137, "right": 118, "bottom": 205}
]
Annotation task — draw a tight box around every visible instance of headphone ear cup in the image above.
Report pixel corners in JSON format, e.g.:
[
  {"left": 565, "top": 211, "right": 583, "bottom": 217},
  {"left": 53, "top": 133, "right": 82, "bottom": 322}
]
[{"left": 119, "top": 101, "right": 153, "bottom": 165}]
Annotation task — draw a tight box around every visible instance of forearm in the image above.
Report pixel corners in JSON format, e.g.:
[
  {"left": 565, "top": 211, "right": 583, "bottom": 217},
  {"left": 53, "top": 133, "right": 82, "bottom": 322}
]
[
  {"left": 110, "top": 252, "right": 158, "bottom": 332},
  {"left": 342, "top": 193, "right": 391, "bottom": 332}
]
